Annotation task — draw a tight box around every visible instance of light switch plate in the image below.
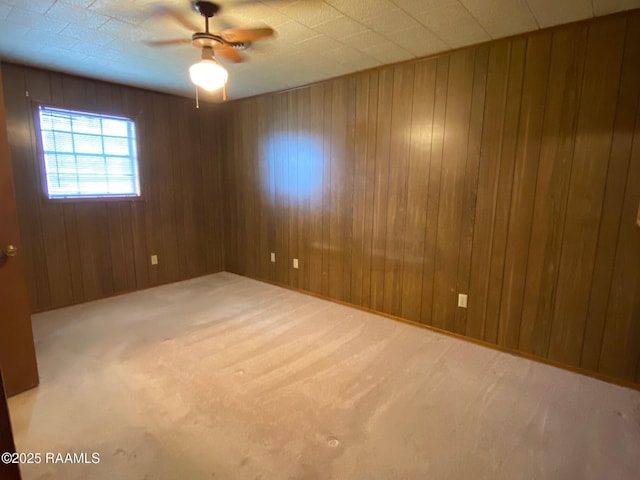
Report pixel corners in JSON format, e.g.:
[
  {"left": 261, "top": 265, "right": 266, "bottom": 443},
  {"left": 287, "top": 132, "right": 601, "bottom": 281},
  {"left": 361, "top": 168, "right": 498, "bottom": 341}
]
[
  {"left": 293, "top": 258, "right": 299, "bottom": 269},
  {"left": 151, "top": 254, "right": 158, "bottom": 265},
  {"left": 270, "top": 252, "right": 276, "bottom": 263}
]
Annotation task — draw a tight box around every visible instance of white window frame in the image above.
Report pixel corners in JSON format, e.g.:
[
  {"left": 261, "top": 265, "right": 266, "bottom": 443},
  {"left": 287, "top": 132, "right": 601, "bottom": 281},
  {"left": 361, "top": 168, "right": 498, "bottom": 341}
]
[{"left": 36, "top": 105, "right": 141, "bottom": 200}]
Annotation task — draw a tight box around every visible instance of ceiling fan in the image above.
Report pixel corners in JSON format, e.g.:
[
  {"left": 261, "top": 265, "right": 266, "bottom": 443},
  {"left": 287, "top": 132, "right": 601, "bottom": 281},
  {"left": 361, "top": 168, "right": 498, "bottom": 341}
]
[{"left": 148, "top": 1, "right": 275, "bottom": 94}]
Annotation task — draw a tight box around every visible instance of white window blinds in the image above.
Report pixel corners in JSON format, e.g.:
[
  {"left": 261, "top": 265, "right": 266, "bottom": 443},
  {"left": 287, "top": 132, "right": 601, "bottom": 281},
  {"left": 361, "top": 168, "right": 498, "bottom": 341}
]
[{"left": 38, "top": 106, "right": 140, "bottom": 199}]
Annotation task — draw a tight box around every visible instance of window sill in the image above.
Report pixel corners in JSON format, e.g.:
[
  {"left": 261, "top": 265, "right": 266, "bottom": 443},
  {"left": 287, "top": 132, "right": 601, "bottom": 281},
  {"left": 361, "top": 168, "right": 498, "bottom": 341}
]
[{"left": 42, "top": 195, "right": 146, "bottom": 204}]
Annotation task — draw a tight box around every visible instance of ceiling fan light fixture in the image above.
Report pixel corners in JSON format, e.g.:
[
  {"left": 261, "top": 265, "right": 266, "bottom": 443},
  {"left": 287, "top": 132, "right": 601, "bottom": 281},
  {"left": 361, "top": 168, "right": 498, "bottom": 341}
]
[{"left": 189, "top": 51, "right": 228, "bottom": 92}]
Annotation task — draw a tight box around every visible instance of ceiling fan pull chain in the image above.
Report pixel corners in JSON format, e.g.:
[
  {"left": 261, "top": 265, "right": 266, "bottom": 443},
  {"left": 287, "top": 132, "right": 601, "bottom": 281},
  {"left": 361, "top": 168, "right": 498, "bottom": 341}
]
[{"left": 196, "top": 85, "right": 200, "bottom": 109}]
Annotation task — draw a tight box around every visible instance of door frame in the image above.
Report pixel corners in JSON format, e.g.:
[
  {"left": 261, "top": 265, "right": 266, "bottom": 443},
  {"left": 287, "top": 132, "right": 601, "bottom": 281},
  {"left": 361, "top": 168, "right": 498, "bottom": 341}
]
[{"left": 0, "top": 365, "right": 21, "bottom": 479}]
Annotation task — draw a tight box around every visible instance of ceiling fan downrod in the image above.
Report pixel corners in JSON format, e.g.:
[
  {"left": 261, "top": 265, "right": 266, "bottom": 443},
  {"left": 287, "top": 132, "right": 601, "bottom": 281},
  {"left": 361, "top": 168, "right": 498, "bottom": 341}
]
[{"left": 194, "top": 1, "right": 220, "bottom": 33}]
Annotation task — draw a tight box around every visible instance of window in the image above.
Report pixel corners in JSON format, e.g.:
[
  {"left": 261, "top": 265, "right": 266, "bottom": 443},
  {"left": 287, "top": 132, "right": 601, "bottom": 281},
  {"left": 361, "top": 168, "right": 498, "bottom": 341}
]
[{"left": 38, "top": 106, "right": 140, "bottom": 199}]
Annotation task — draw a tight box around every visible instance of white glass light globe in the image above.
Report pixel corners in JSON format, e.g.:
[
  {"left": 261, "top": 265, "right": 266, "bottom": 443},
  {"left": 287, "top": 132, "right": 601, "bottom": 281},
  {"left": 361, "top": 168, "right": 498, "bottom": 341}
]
[{"left": 189, "top": 59, "right": 228, "bottom": 92}]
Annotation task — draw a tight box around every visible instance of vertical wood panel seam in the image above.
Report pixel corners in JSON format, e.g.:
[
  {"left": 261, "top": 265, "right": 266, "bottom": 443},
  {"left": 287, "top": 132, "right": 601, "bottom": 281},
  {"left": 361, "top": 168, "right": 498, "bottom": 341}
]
[
  {"left": 515, "top": 35, "right": 553, "bottom": 352},
  {"left": 128, "top": 203, "right": 138, "bottom": 287},
  {"left": 580, "top": 17, "right": 630, "bottom": 366},
  {"left": 480, "top": 42, "right": 512, "bottom": 340},
  {"left": 167, "top": 97, "right": 181, "bottom": 280},
  {"left": 398, "top": 69, "right": 415, "bottom": 315},
  {"left": 598, "top": 37, "right": 640, "bottom": 374},
  {"left": 25, "top": 70, "right": 54, "bottom": 307},
  {"left": 453, "top": 50, "right": 477, "bottom": 326},
  {"left": 348, "top": 80, "right": 358, "bottom": 301},
  {"left": 545, "top": 24, "right": 595, "bottom": 358},
  {"left": 429, "top": 58, "right": 450, "bottom": 323},
  {"left": 355, "top": 76, "right": 369, "bottom": 303},
  {"left": 70, "top": 206, "right": 84, "bottom": 298},
  {"left": 461, "top": 49, "right": 489, "bottom": 333},
  {"left": 106, "top": 204, "right": 115, "bottom": 293},
  {"left": 493, "top": 37, "right": 527, "bottom": 344},
  {"left": 170, "top": 98, "right": 183, "bottom": 277},
  {"left": 215, "top": 111, "right": 226, "bottom": 270},
  {"left": 406, "top": 65, "right": 432, "bottom": 320},
  {"left": 381, "top": 69, "right": 395, "bottom": 310},
  {"left": 365, "top": 74, "right": 379, "bottom": 306},
  {"left": 323, "top": 89, "right": 331, "bottom": 295}
]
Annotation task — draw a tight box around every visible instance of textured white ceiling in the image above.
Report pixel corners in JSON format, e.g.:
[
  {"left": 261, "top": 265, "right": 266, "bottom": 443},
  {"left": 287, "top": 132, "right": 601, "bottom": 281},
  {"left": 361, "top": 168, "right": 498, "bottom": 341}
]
[{"left": 0, "top": 0, "right": 639, "bottom": 100}]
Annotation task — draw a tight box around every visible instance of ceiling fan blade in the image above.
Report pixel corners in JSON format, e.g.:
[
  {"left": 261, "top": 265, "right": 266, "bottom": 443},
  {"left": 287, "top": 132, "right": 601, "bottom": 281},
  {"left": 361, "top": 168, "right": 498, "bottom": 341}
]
[
  {"left": 219, "top": 0, "right": 264, "bottom": 5},
  {"left": 145, "top": 38, "right": 192, "bottom": 47},
  {"left": 211, "top": 16, "right": 235, "bottom": 31},
  {"left": 220, "top": 27, "right": 274, "bottom": 43},
  {"left": 152, "top": 5, "right": 201, "bottom": 32},
  {"left": 215, "top": 46, "right": 245, "bottom": 63}
]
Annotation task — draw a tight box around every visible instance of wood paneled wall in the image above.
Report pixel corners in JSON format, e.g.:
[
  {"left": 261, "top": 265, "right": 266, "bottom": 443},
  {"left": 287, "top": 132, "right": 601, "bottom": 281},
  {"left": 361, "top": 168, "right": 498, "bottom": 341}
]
[
  {"left": 222, "top": 11, "right": 640, "bottom": 385},
  {"left": 1, "top": 64, "right": 226, "bottom": 312}
]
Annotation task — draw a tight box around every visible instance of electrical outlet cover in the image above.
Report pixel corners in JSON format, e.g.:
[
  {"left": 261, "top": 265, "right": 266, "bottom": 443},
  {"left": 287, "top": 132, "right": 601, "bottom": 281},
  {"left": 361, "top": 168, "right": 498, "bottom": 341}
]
[{"left": 458, "top": 294, "right": 467, "bottom": 308}]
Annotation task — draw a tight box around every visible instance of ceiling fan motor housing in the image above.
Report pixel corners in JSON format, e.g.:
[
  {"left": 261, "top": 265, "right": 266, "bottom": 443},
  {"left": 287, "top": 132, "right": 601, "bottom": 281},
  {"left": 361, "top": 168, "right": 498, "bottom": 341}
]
[
  {"left": 192, "top": 32, "right": 223, "bottom": 48},
  {"left": 149, "top": 2, "right": 274, "bottom": 65}
]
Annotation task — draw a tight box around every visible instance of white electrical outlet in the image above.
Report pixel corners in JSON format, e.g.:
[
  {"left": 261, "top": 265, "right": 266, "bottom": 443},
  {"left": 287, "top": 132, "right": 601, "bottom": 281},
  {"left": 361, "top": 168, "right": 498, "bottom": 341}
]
[
  {"left": 458, "top": 293, "right": 468, "bottom": 308},
  {"left": 293, "top": 258, "right": 299, "bottom": 269},
  {"left": 270, "top": 252, "right": 276, "bottom": 263},
  {"left": 151, "top": 254, "right": 158, "bottom": 265}
]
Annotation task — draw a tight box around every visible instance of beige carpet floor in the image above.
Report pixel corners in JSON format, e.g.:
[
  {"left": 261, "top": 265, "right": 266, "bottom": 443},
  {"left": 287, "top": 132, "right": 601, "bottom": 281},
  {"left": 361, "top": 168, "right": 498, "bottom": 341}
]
[{"left": 8, "top": 272, "right": 640, "bottom": 479}]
